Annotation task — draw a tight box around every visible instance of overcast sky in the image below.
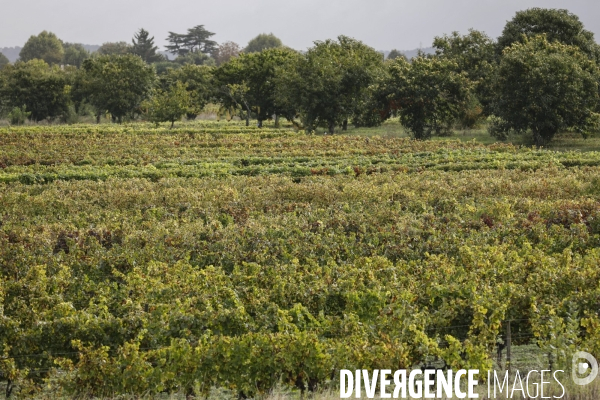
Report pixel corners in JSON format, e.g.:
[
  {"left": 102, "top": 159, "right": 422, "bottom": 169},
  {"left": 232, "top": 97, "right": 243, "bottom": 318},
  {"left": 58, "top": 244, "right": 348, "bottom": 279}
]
[{"left": 1, "top": 0, "right": 599, "bottom": 51}]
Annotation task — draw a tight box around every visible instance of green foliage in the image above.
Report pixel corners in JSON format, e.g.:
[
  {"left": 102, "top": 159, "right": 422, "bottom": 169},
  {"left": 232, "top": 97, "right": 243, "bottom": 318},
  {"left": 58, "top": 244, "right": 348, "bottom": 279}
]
[
  {"left": 152, "top": 60, "right": 178, "bottom": 75},
  {"left": 7, "top": 105, "right": 31, "bottom": 125},
  {"left": 433, "top": 29, "right": 497, "bottom": 118},
  {"left": 215, "top": 47, "right": 299, "bottom": 126},
  {"left": 160, "top": 64, "right": 213, "bottom": 119},
  {"left": 131, "top": 28, "right": 164, "bottom": 63},
  {"left": 62, "top": 42, "right": 90, "bottom": 68},
  {"left": 19, "top": 31, "right": 64, "bottom": 65},
  {"left": 244, "top": 33, "right": 283, "bottom": 53},
  {"left": 165, "top": 25, "right": 217, "bottom": 57},
  {"left": 73, "top": 54, "right": 156, "bottom": 123},
  {"left": 174, "top": 51, "right": 215, "bottom": 66},
  {"left": 1, "top": 122, "right": 600, "bottom": 396},
  {"left": 492, "top": 35, "right": 600, "bottom": 147},
  {"left": 275, "top": 36, "right": 384, "bottom": 133},
  {"left": 497, "top": 8, "right": 600, "bottom": 62},
  {"left": 0, "top": 59, "right": 71, "bottom": 121},
  {"left": 143, "top": 81, "right": 191, "bottom": 128},
  {"left": 387, "top": 49, "right": 406, "bottom": 61},
  {"left": 0, "top": 52, "right": 9, "bottom": 70},
  {"left": 97, "top": 41, "right": 132, "bottom": 56},
  {"left": 384, "top": 56, "right": 473, "bottom": 139}
]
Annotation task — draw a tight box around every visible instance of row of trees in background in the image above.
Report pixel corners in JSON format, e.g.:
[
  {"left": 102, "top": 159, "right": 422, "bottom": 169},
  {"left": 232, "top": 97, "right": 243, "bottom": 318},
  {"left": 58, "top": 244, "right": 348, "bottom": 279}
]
[
  {"left": 0, "top": 25, "right": 283, "bottom": 69},
  {"left": 1, "top": 8, "right": 600, "bottom": 146}
]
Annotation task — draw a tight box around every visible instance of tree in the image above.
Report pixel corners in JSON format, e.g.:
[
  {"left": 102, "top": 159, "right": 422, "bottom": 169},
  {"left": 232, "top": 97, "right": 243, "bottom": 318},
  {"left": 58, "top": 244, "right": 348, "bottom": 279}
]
[
  {"left": 275, "top": 36, "right": 384, "bottom": 133},
  {"left": 491, "top": 35, "right": 600, "bottom": 147},
  {"left": 0, "top": 52, "right": 9, "bottom": 70},
  {"left": 19, "top": 31, "right": 64, "bottom": 65},
  {"left": 165, "top": 25, "right": 217, "bottom": 57},
  {"left": 213, "top": 41, "right": 241, "bottom": 66},
  {"left": 433, "top": 29, "right": 497, "bottom": 121},
  {"left": 214, "top": 48, "right": 298, "bottom": 127},
  {"left": 131, "top": 28, "right": 164, "bottom": 63},
  {"left": 0, "top": 59, "right": 70, "bottom": 121},
  {"left": 97, "top": 42, "right": 132, "bottom": 56},
  {"left": 73, "top": 54, "right": 155, "bottom": 123},
  {"left": 159, "top": 64, "right": 214, "bottom": 120},
  {"left": 244, "top": 33, "right": 283, "bottom": 53},
  {"left": 497, "top": 8, "right": 600, "bottom": 61},
  {"left": 383, "top": 56, "right": 472, "bottom": 140},
  {"left": 143, "top": 81, "right": 191, "bottom": 128},
  {"left": 62, "top": 43, "right": 90, "bottom": 68},
  {"left": 174, "top": 52, "right": 215, "bottom": 67},
  {"left": 165, "top": 32, "right": 188, "bottom": 56},
  {"left": 387, "top": 49, "right": 406, "bottom": 61}
]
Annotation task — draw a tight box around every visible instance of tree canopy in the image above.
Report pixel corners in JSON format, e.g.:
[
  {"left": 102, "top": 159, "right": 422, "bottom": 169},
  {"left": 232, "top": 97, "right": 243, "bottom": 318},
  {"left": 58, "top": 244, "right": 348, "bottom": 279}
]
[
  {"left": 491, "top": 35, "right": 600, "bottom": 146},
  {"left": 387, "top": 49, "right": 406, "bottom": 60},
  {"left": 143, "top": 81, "right": 191, "bottom": 128},
  {"left": 0, "top": 59, "right": 70, "bottom": 121},
  {"left": 433, "top": 29, "right": 497, "bottom": 118},
  {"left": 97, "top": 42, "right": 132, "bottom": 56},
  {"left": 215, "top": 47, "right": 298, "bottom": 127},
  {"left": 19, "top": 31, "right": 64, "bottom": 65},
  {"left": 213, "top": 41, "right": 241, "bottom": 66},
  {"left": 62, "top": 43, "right": 90, "bottom": 68},
  {"left": 165, "top": 25, "right": 217, "bottom": 57},
  {"left": 383, "top": 56, "right": 473, "bottom": 139},
  {"left": 0, "top": 52, "right": 9, "bottom": 70},
  {"left": 497, "top": 8, "right": 600, "bottom": 61},
  {"left": 74, "top": 54, "right": 155, "bottom": 123},
  {"left": 160, "top": 64, "right": 214, "bottom": 120},
  {"left": 275, "top": 36, "right": 384, "bottom": 133},
  {"left": 244, "top": 33, "right": 283, "bottom": 53}
]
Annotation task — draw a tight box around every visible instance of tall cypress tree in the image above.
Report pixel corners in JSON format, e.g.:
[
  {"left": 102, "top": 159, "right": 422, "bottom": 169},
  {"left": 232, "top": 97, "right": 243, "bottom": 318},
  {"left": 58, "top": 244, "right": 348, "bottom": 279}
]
[{"left": 132, "top": 28, "right": 163, "bottom": 63}]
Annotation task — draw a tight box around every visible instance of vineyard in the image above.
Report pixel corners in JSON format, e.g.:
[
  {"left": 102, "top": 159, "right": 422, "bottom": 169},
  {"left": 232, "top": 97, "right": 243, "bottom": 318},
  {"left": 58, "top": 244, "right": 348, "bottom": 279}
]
[{"left": 1, "top": 121, "right": 600, "bottom": 398}]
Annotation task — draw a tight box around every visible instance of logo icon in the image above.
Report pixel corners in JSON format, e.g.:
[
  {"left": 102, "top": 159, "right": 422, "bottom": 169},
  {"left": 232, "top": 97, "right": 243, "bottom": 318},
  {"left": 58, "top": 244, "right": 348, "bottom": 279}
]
[{"left": 572, "top": 351, "right": 598, "bottom": 386}]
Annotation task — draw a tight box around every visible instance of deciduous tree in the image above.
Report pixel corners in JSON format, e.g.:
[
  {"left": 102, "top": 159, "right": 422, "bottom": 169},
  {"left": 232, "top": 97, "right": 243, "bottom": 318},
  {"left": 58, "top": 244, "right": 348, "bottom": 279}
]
[
  {"left": 215, "top": 47, "right": 298, "bottom": 127},
  {"left": 491, "top": 35, "right": 600, "bottom": 147},
  {"left": 384, "top": 56, "right": 472, "bottom": 139},
  {"left": 244, "top": 33, "right": 283, "bottom": 53},
  {"left": 497, "top": 8, "right": 600, "bottom": 62},
  {"left": 62, "top": 43, "right": 90, "bottom": 68},
  {"left": 73, "top": 54, "right": 155, "bottom": 123},
  {"left": 387, "top": 49, "right": 406, "bottom": 60},
  {"left": 213, "top": 41, "right": 241, "bottom": 66},
  {"left": 143, "top": 81, "right": 191, "bottom": 128},
  {"left": 160, "top": 64, "right": 214, "bottom": 120},
  {"left": 19, "top": 31, "right": 64, "bottom": 65},
  {"left": 0, "top": 59, "right": 70, "bottom": 121},
  {"left": 97, "top": 41, "right": 132, "bottom": 56},
  {"left": 275, "top": 36, "right": 383, "bottom": 133},
  {"left": 0, "top": 52, "right": 9, "bottom": 70},
  {"left": 433, "top": 29, "right": 497, "bottom": 122}
]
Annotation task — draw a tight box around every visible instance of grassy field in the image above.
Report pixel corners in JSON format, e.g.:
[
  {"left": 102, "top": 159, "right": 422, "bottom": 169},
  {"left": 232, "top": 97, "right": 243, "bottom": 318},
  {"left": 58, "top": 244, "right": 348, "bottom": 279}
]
[{"left": 1, "top": 119, "right": 600, "bottom": 399}]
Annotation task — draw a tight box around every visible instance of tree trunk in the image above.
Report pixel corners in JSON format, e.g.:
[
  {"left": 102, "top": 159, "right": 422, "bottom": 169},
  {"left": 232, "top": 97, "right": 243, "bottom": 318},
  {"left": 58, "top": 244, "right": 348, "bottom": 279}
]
[
  {"left": 274, "top": 114, "right": 280, "bottom": 128},
  {"left": 257, "top": 119, "right": 263, "bottom": 128},
  {"left": 170, "top": 120, "right": 175, "bottom": 129},
  {"left": 244, "top": 103, "right": 251, "bottom": 127},
  {"left": 342, "top": 119, "right": 348, "bottom": 131},
  {"left": 96, "top": 113, "right": 101, "bottom": 124},
  {"left": 328, "top": 121, "right": 335, "bottom": 134}
]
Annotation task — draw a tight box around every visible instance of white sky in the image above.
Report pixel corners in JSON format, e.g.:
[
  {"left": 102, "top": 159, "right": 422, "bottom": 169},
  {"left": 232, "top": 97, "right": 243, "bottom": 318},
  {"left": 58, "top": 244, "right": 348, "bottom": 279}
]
[{"left": 1, "top": 0, "right": 599, "bottom": 51}]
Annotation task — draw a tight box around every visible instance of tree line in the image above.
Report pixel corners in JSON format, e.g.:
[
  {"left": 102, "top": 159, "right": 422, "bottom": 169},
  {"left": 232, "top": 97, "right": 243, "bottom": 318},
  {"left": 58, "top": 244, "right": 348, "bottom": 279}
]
[{"left": 1, "top": 8, "right": 599, "bottom": 146}]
